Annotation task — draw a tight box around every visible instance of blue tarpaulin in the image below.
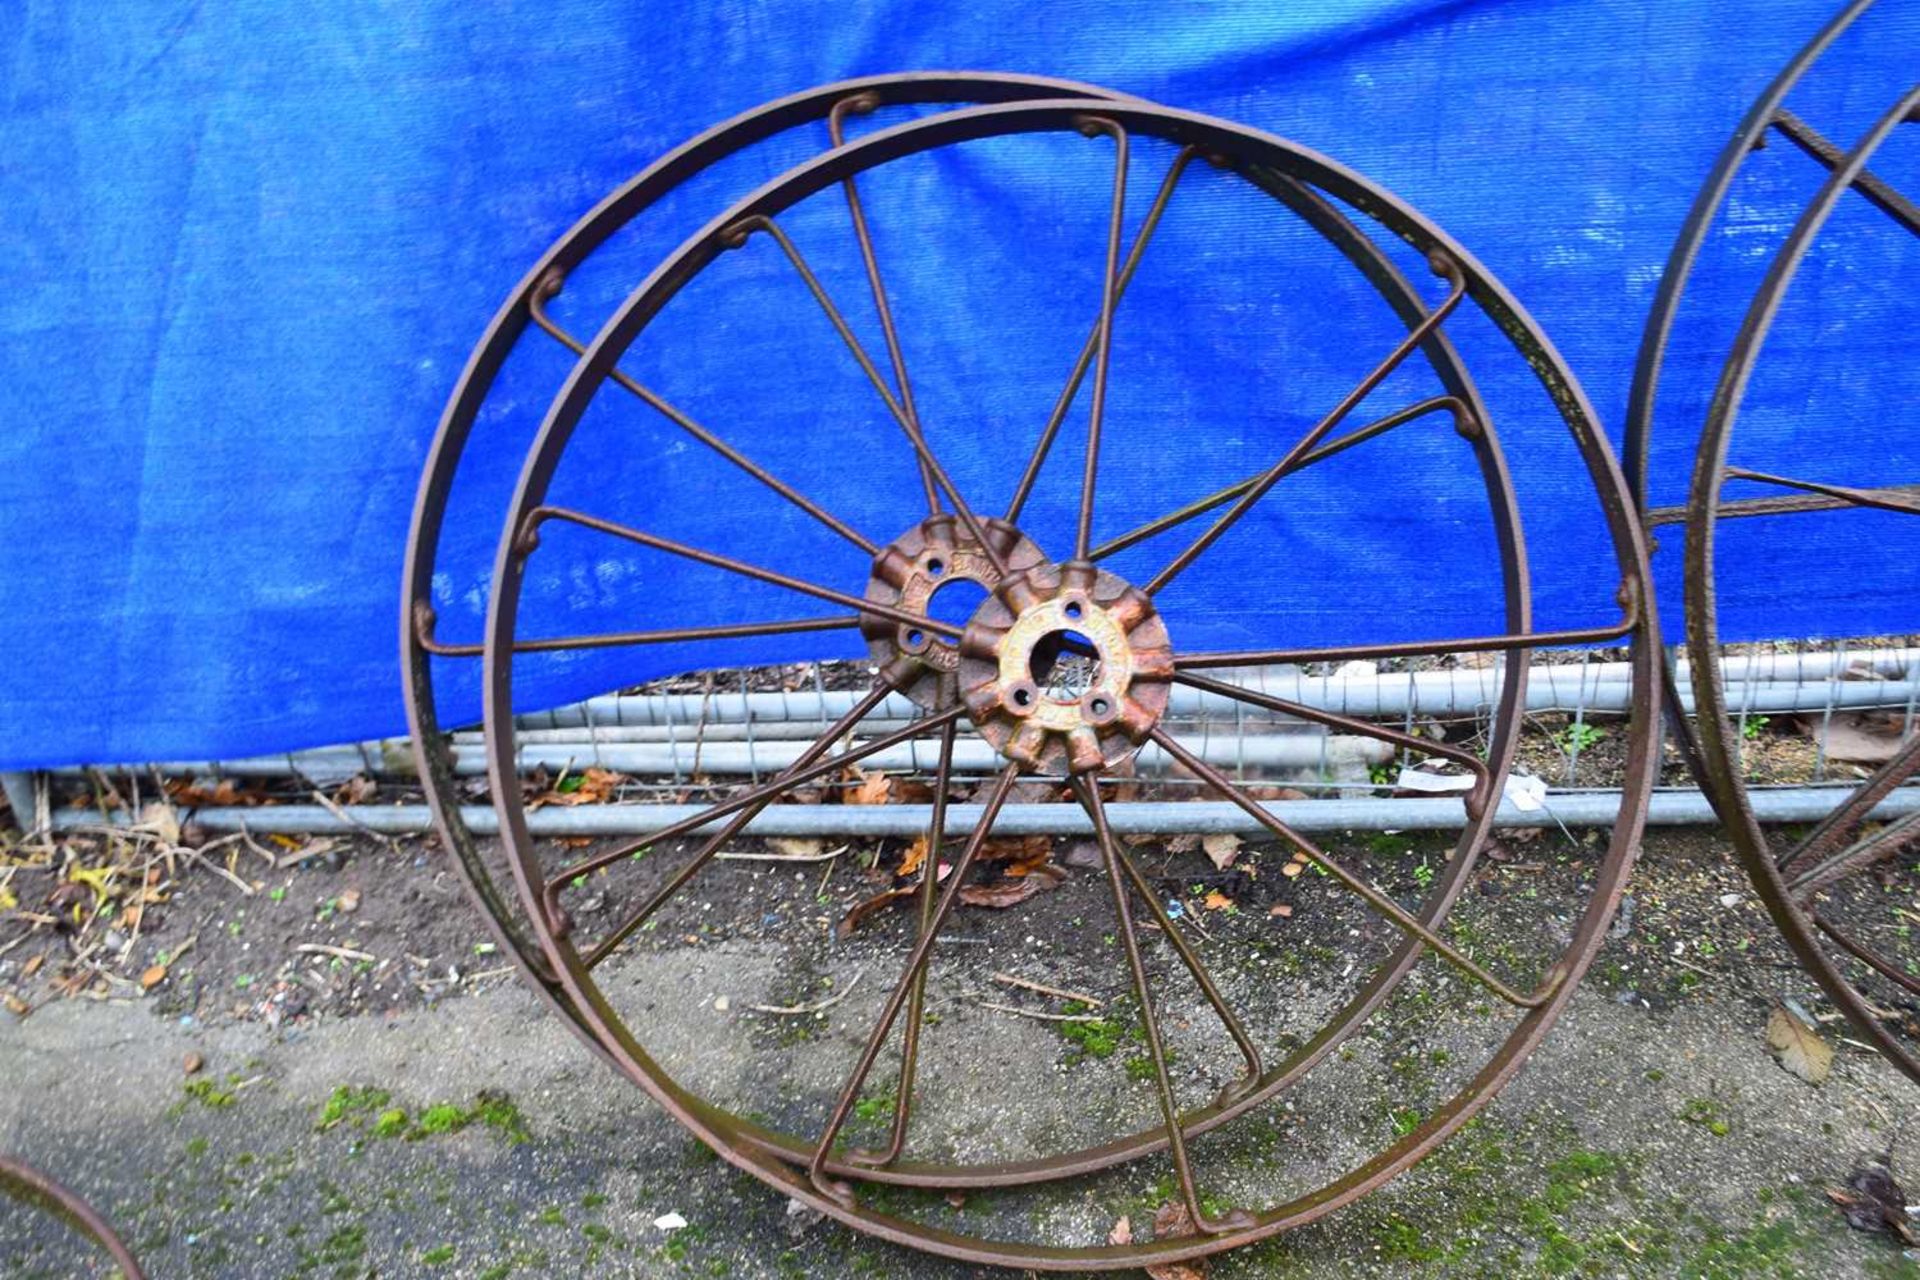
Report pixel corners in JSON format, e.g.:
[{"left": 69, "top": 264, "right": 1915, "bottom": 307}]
[{"left": 3, "top": 1, "right": 1916, "bottom": 769}]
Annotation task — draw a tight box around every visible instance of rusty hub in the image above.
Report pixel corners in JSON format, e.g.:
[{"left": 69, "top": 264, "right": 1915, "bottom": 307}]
[
  {"left": 959, "top": 560, "right": 1172, "bottom": 773},
  {"left": 863, "top": 514, "right": 1045, "bottom": 709}
]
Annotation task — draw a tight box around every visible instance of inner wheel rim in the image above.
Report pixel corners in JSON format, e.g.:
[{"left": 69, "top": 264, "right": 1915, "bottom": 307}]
[{"left": 456, "top": 92, "right": 1657, "bottom": 1270}]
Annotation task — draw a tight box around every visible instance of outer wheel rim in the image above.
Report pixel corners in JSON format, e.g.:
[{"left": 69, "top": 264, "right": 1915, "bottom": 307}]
[
  {"left": 1680, "top": 76, "right": 1920, "bottom": 1085},
  {"left": 400, "top": 73, "right": 1137, "bottom": 1076},
  {"left": 474, "top": 96, "right": 1658, "bottom": 1270}
]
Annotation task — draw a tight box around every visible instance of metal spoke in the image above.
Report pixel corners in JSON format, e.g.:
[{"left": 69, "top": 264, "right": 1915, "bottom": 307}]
[
  {"left": 1143, "top": 257, "right": 1468, "bottom": 595},
  {"left": 576, "top": 683, "right": 901, "bottom": 968},
  {"left": 1645, "top": 483, "right": 1920, "bottom": 527},
  {"left": 1077, "top": 776, "right": 1252, "bottom": 1235},
  {"left": 413, "top": 600, "right": 858, "bottom": 658},
  {"left": 528, "top": 505, "right": 964, "bottom": 641},
  {"left": 1005, "top": 148, "right": 1197, "bottom": 524},
  {"left": 1092, "top": 396, "right": 1467, "bottom": 561},
  {"left": 1768, "top": 109, "right": 1920, "bottom": 237},
  {"left": 1172, "top": 670, "right": 1495, "bottom": 818},
  {"left": 1068, "top": 778, "right": 1263, "bottom": 1094},
  {"left": 546, "top": 699, "right": 960, "bottom": 917},
  {"left": 1815, "top": 913, "right": 1920, "bottom": 998},
  {"left": 850, "top": 717, "right": 959, "bottom": 1168},
  {"left": 1174, "top": 612, "right": 1637, "bottom": 670},
  {"left": 1779, "top": 729, "right": 1920, "bottom": 884},
  {"left": 807, "top": 765, "right": 1022, "bottom": 1203},
  {"left": 529, "top": 277, "right": 879, "bottom": 555},
  {"left": 1150, "top": 727, "right": 1557, "bottom": 1008},
  {"left": 725, "top": 215, "right": 1007, "bottom": 577},
  {"left": 1075, "top": 117, "right": 1130, "bottom": 560},
  {"left": 828, "top": 92, "right": 941, "bottom": 514},
  {"left": 1723, "top": 466, "right": 1920, "bottom": 517}
]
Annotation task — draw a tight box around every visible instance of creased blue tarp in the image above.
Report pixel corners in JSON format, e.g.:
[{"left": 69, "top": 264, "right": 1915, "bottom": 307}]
[{"left": 2, "top": 0, "right": 1916, "bottom": 769}]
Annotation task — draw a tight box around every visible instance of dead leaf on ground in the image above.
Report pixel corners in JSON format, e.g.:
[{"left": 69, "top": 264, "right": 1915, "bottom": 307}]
[
  {"left": 336, "top": 887, "right": 362, "bottom": 914},
  {"left": 847, "top": 769, "right": 893, "bottom": 806},
  {"left": 137, "top": 802, "right": 181, "bottom": 845},
  {"left": 140, "top": 964, "right": 167, "bottom": 991},
  {"left": 167, "top": 778, "right": 272, "bottom": 808},
  {"left": 1201, "top": 834, "right": 1241, "bottom": 871},
  {"left": 837, "top": 887, "right": 916, "bottom": 938},
  {"left": 1107, "top": 1215, "right": 1133, "bottom": 1246},
  {"left": 1827, "top": 1161, "right": 1917, "bottom": 1244},
  {"left": 958, "top": 874, "right": 1061, "bottom": 910},
  {"left": 332, "top": 774, "right": 378, "bottom": 806},
  {"left": 763, "top": 838, "right": 824, "bottom": 859},
  {"left": 1146, "top": 1200, "right": 1207, "bottom": 1279},
  {"left": 1812, "top": 712, "right": 1906, "bottom": 764},
  {"left": 1201, "top": 890, "right": 1234, "bottom": 912},
  {"left": 1164, "top": 833, "right": 1202, "bottom": 856},
  {"left": 1765, "top": 1003, "right": 1833, "bottom": 1085},
  {"left": 897, "top": 836, "right": 930, "bottom": 879},
  {"left": 543, "top": 767, "right": 625, "bottom": 806}
]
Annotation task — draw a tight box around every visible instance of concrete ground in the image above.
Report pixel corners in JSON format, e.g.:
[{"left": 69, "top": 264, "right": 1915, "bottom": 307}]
[{"left": 3, "top": 831, "right": 1918, "bottom": 1280}]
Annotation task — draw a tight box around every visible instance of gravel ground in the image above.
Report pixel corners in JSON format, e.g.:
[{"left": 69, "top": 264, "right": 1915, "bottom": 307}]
[{"left": 2, "top": 828, "right": 1917, "bottom": 1279}]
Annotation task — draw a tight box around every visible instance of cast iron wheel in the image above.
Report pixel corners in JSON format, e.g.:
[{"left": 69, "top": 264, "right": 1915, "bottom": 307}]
[
  {"left": 1, "top": 1156, "right": 145, "bottom": 1280},
  {"left": 460, "top": 90, "right": 1657, "bottom": 1271},
  {"left": 1625, "top": 5, "right": 1920, "bottom": 1084},
  {"left": 401, "top": 73, "right": 1138, "bottom": 1074}
]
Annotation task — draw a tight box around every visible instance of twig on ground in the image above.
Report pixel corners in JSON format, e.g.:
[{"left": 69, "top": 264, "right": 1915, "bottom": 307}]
[
  {"left": 296, "top": 943, "right": 377, "bottom": 963},
  {"left": 749, "top": 970, "right": 863, "bottom": 1016},
  {"left": 990, "top": 972, "right": 1105, "bottom": 1007},
  {"left": 977, "top": 1001, "right": 1105, "bottom": 1024}
]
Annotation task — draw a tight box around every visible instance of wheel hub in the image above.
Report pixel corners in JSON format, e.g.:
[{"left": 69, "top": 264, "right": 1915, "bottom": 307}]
[
  {"left": 863, "top": 515, "right": 1047, "bottom": 709},
  {"left": 959, "top": 560, "right": 1172, "bottom": 773}
]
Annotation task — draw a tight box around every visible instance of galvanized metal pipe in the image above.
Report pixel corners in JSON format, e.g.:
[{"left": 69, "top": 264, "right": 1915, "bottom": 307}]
[
  {"left": 49, "top": 785, "right": 1920, "bottom": 838},
  {"left": 52, "top": 731, "right": 1391, "bottom": 782}
]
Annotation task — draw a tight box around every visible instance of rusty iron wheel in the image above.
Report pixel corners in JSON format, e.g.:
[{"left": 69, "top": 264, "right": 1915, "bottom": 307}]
[
  {"left": 0, "top": 1156, "right": 145, "bottom": 1279},
  {"left": 401, "top": 74, "right": 1141, "bottom": 1075},
  {"left": 439, "top": 89, "right": 1660, "bottom": 1270},
  {"left": 1626, "top": 4, "right": 1920, "bottom": 1085}
]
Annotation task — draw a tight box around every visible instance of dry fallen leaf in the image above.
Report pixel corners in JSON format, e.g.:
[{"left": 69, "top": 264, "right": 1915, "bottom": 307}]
[
  {"left": 1765, "top": 1003, "right": 1832, "bottom": 1085},
  {"left": 1164, "top": 833, "right": 1202, "bottom": 856},
  {"left": 897, "top": 836, "right": 930, "bottom": 879},
  {"left": 1146, "top": 1200, "right": 1208, "bottom": 1280},
  {"left": 183, "top": 1052, "right": 204, "bottom": 1076},
  {"left": 544, "top": 767, "right": 625, "bottom": 806},
  {"left": 1827, "top": 1161, "right": 1917, "bottom": 1243},
  {"left": 847, "top": 769, "right": 893, "bottom": 806},
  {"left": 140, "top": 965, "right": 168, "bottom": 991},
  {"left": 138, "top": 802, "right": 181, "bottom": 845},
  {"left": 2, "top": 993, "right": 28, "bottom": 1017},
  {"left": 1201, "top": 834, "right": 1241, "bottom": 871},
  {"left": 1201, "top": 890, "right": 1234, "bottom": 912},
  {"left": 1108, "top": 1215, "right": 1133, "bottom": 1246},
  {"left": 959, "top": 874, "right": 1060, "bottom": 910},
  {"left": 1268, "top": 904, "right": 1293, "bottom": 919},
  {"left": 337, "top": 887, "right": 362, "bottom": 914},
  {"left": 837, "top": 887, "right": 916, "bottom": 938},
  {"left": 767, "top": 838, "right": 825, "bottom": 859},
  {"left": 1281, "top": 861, "right": 1305, "bottom": 878}
]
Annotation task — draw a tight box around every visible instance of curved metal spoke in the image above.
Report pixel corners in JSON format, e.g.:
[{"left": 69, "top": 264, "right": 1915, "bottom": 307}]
[
  {"left": 526, "top": 505, "right": 963, "bottom": 641},
  {"left": 1077, "top": 776, "right": 1251, "bottom": 1235},
  {"left": 725, "top": 215, "right": 1006, "bottom": 576},
  {"left": 807, "top": 764, "right": 1022, "bottom": 1202},
  {"left": 828, "top": 92, "right": 941, "bottom": 515},
  {"left": 1091, "top": 396, "right": 1468, "bottom": 561},
  {"left": 851, "top": 717, "right": 960, "bottom": 1168},
  {"left": 1815, "top": 913, "right": 1920, "bottom": 999},
  {"left": 1779, "top": 729, "right": 1920, "bottom": 887},
  {"left": 1006, "top": 147, "right": 1197, "bottom": 524},
  {"left": 1149, "top": 727, "right": 1555, "bottom": 1008},
  {"left": 1174, "top": 610, "right": 1636, "bottom": 671},
  {"left": 1722, "top": 466, "right": 1920, "bottom": 517},
  {"left": 1143, "top": 257, "right": 1468, "bottom": 595},
  {"left": 1172, "top": 670, "right": 1495, "bottom": 817},
  {"left": 545, "top": 698, "right": 959, "bottom": 909},
  {"left": 414, "top": 601, "right": 858, "bottom": 658},
  {"left": 1075, "top": 117, "right": 1130, "bottom": 561},
  {"left": 529, "top": 279, "right": 879, "bottom": 555},
  {"left": 1068, "top": 778, "right": 1263, "bottom": 1091}
]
